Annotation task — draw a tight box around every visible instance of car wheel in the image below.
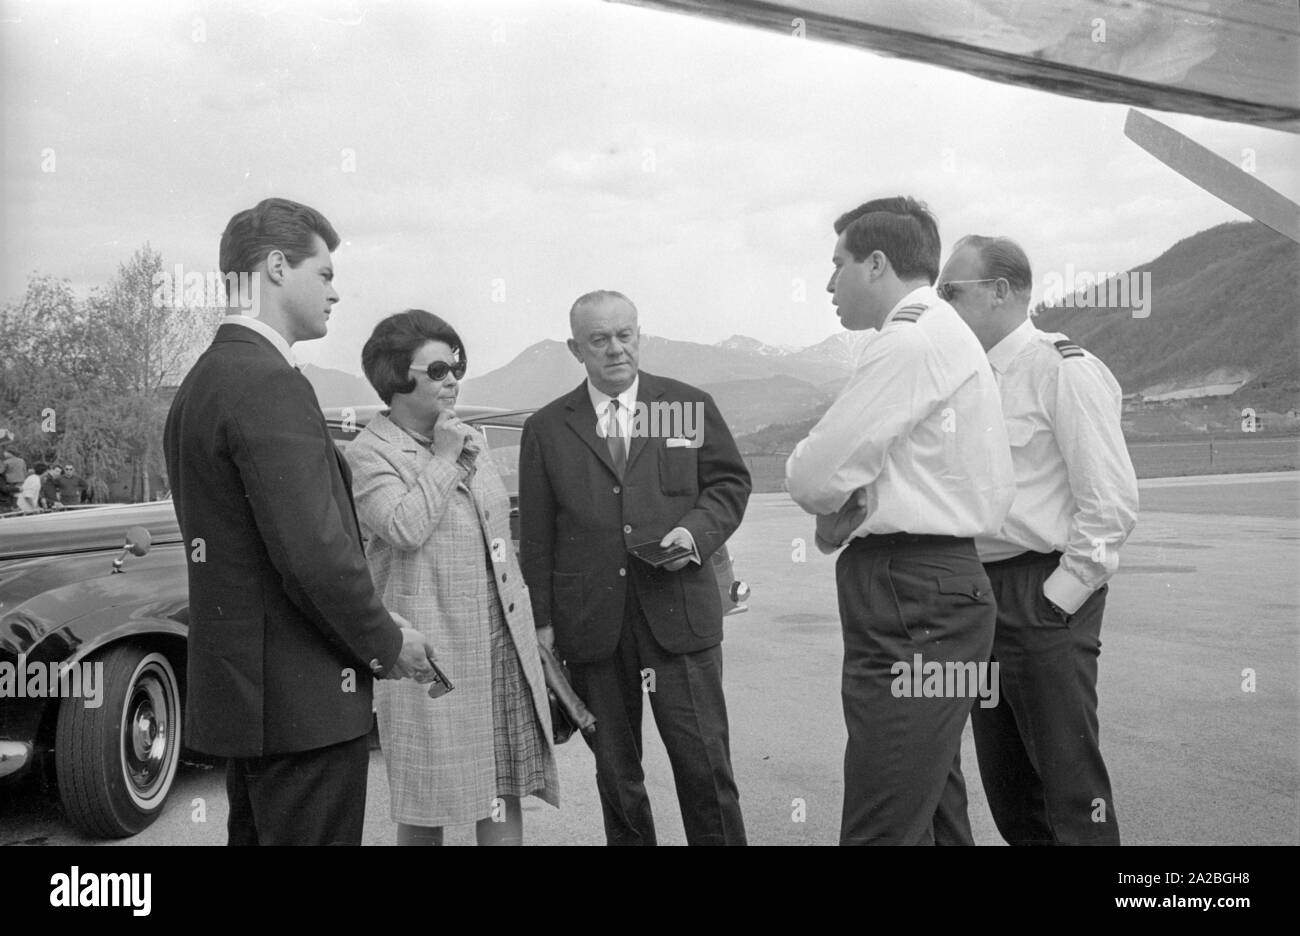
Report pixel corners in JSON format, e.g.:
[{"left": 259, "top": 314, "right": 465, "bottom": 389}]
[{"left": 55, "top": 645, "right": 182, "bottom": 838}]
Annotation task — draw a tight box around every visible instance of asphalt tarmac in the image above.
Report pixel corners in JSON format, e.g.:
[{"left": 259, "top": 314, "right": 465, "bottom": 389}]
[{"left": 2, "top": 472, "right": 1296, "bottom": 846}]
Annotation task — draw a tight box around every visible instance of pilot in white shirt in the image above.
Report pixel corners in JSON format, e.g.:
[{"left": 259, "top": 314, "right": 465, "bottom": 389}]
[
  {"left": 787, "top": 197, "right": 1014, "bottom": 846},
  {"left": 939, "top": 233, "right": 1138, "bottom": 846}
]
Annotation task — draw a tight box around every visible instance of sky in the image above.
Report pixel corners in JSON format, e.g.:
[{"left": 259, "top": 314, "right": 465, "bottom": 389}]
[{"left": 3, "top": 0, "right": 1297, "bottom": 378}]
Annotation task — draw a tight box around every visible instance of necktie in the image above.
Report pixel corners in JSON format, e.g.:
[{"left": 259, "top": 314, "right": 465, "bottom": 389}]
[{"left": 606, "top": 398, "right": 627, "bottom": 478}]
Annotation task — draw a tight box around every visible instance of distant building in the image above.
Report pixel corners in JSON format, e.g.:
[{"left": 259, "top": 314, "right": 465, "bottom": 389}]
[{"left": 1142, "top": 383, "right": 1246, "bottom": 403}]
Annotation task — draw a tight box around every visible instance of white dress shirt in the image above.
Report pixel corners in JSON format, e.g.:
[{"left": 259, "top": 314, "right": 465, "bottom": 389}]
[
  {"left": 222, "top": 314, "right": 297, "bottom": 368},
  {"left": 586, "top": 374, "right": 698, "bottom": 564},
  {"left": 786, "top": 285, "right": 1015, "bottom": 542},
  {"left": 978, "top": 318, "right": 1139, "bottom": 614},
  {"left": 587, "top": 373, "right": 639, "bottom": 461}
]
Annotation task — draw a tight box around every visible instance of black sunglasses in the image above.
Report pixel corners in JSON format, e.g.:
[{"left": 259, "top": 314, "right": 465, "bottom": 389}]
[
  {"left": 409, "top": 360, "right": 467, "bottom": 381},
  {"left": 936, "top": 279, "right": 1000, "bottom": 302}
]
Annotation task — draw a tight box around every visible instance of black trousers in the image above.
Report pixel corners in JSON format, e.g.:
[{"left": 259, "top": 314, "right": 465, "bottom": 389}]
[
  {"left": 836, "top": 534, "right": 996, "bottom": 845},
  {"left": 972, "top": 551, "right": 1119, "bottom": 845},
  {"left": 567, "top": 578, "right": 745, "bottom": 845},
  {"left": 225, "top": 731, "right": 371, "bottom": 845}
]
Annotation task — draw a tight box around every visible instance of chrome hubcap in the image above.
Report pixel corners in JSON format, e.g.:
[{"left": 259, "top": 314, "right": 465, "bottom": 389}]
[{"left": 122, "top": 666, "right": 173, "bottom": 801}]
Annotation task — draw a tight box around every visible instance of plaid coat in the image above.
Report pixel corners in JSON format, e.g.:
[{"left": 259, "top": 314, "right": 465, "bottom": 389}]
[{"left": 346, "top": 412, "right": 557, "bottom": 824}]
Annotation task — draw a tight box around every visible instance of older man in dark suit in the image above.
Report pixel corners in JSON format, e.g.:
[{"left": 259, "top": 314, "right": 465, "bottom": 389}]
[
  {"left": 164, "top": 198, "right": 437, "bottom": 846},
  {"left": 519, "top": 290, "right": 751, "bottom": 845}
]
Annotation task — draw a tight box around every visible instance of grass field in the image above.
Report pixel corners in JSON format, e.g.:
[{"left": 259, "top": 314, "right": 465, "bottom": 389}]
[{"left": 742, "top": 434, "right": 1300, "bottom": 494}]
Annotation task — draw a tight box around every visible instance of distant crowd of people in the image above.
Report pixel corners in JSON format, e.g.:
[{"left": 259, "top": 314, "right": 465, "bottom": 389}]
[{"left": 0, "top": 448, "right": 92, "bottom": 513}]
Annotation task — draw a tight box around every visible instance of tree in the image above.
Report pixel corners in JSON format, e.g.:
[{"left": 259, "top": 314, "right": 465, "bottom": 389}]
[
  {"left": 0, "top": 274, "right": 88, "bottom": 482},
  {"left": 0, "top": 247, "right": 221, "bottom": 502},
  {"left": 84, "top": 245, "right": 220, "bottom": 500}
]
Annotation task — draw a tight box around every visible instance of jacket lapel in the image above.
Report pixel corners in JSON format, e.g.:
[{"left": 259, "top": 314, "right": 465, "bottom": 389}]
[
  {"left": 626, "top": 372, "right": 664, "bottom": 474},
  {"left": 564, "top": 381, "right": 619, "bottom": 477},
  {"left": 334, "top": 445, "right": 352, "bottom": 489}
]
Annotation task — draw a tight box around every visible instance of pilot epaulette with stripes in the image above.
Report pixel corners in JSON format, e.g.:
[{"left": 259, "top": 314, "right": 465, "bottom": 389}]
[
  {"left": 893, "top": 304, "right": 926, "bottom": 323},
  {"left": 1053, "top": 339, "right": 1085, "bottom": 359}
]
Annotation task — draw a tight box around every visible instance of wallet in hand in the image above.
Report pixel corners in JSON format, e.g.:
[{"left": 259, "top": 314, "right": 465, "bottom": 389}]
[{"left": 628, "top": 539, "right": 694, "bottom": 568}]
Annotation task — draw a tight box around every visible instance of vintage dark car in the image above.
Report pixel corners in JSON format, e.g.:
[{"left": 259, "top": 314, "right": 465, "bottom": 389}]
[{"left": 0, "top": 405, "right": 749, "bottom": 838}]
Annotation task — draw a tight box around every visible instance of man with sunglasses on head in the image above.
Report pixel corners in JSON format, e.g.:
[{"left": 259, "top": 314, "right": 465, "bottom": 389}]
[
  {"left": 787, "top": 196, "right": 1014, "bottom": 845},
  {"left": 937, "top": 235, "right": 1137, "bottom": 845}
]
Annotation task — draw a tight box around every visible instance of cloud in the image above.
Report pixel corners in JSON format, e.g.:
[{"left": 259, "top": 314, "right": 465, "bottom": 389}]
[{"left": 1, "top": 0, "right": 1294, "bottom": 378}]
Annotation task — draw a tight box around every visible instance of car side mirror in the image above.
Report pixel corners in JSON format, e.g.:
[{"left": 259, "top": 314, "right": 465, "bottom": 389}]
[
  {"left": 112, "top": 525, "right": 153, "bottom": 573},
  {"left": 125, "top": 526, "right": 152, "bottom": 555}
]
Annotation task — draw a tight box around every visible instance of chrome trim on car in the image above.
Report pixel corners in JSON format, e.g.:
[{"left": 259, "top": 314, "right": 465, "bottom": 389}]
[{"left": 0, "top": 741, "right": 31, "bottom": 779}]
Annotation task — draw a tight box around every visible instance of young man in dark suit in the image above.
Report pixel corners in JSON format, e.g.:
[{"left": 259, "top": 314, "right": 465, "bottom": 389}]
[
  {"left": 519, "top": 290, "right": 751, "bottom": 845},
  {"left": 164, "top": 198, "right": 438, "bottom": 846}
]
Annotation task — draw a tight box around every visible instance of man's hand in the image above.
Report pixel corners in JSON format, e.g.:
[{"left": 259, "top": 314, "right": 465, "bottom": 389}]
[
  {"left": 659, "top": 527, "right": 697, "bottom": 572},
  {"left": 814, "top": 487, "right": 870, "bottom": 553},
  {"left": 389, "top": 625, "right": 438, "bottom": 681},
  {"left": 535, "top": 625, "right": 555, "bottom": 654}
]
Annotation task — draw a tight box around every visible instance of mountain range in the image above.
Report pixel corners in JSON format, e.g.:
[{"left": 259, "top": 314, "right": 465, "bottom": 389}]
[
  {"left": 1031, "top": 221, "right": 1298, "bottom": 398},
  {"left": 305, "top": 331, "right": 863, "bottom": 434},
  {"left": 305, "top": 220, "right": 1299, "bottom": 442}
]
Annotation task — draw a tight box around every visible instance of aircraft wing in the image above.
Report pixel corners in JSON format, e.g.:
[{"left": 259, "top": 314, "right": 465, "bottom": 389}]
[{"left": 609, "top": 0, "right": 1300, "bottom": 132}]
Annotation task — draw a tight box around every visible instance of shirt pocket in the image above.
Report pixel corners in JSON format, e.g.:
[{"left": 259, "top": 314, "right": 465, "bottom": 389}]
[{"left": 1005, "top": 415, "right": 1038, "bottom": 449}]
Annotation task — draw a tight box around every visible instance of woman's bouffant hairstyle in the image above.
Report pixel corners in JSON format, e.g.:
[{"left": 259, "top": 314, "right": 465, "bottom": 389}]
[{"left": 361, "top": 309, "right": 466, "bottom": 405}]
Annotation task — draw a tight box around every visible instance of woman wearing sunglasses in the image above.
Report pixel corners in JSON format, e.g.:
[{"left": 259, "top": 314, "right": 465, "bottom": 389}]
[{"left": 345, "top": 309, "right": 558, "bottom": 845}]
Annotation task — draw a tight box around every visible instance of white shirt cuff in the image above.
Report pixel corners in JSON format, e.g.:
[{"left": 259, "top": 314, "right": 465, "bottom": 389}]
[{"left": 1043, "top": 565, "right": 1094, "bottom": 616}]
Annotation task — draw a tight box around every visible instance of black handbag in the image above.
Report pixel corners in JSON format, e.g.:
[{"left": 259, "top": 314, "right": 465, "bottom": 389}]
[
  {"left": 539, "top": 644, "right": 596, "bottom": 744},
  {"left": 549, "top": 690, "right": 580, "bottom": 745}
]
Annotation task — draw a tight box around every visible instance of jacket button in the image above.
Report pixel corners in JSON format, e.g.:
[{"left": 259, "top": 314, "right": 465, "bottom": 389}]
[
  {"left": 485, "top": 510, "right": 490, "bottom": 520},
  {"left": 508, "top": 603, "right": 514, "bottom": 612},
  {"left": 501, "top": 573, "right": 508, "bottom": 583},
  {"left": 613, "top": 485, "right": 621, "bottom": 494},
  {"left": 618, "top": 567, "right": 626, "bottom": 577},
  {"left": 623, "top": 524, "right": 632, "bottom": 534}
]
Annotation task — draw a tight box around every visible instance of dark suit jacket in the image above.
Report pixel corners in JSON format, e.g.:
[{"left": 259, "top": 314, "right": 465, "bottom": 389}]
[
  {"left": 519, "top": 371, "right": 751, "bottom": 664},
  {"left": 163, "top": 324, "right": 402, "bottom": 758},
  {"left": 55, "top": 473, "right": 90, "bottom": 503}
]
